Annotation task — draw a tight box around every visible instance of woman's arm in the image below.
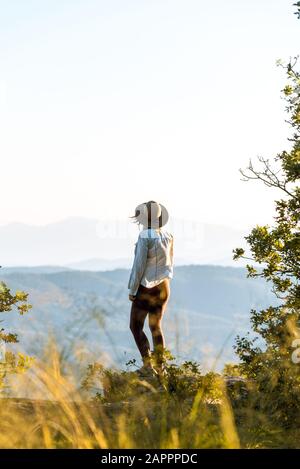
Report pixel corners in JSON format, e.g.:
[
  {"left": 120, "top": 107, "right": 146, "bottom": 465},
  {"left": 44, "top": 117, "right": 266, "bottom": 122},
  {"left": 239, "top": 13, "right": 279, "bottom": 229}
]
[
  {"left": 170, "top": 235, "right": 174, "bottom": 266},
  {"left": 128, "top": 235, "right": 148, "bottom": 297}
]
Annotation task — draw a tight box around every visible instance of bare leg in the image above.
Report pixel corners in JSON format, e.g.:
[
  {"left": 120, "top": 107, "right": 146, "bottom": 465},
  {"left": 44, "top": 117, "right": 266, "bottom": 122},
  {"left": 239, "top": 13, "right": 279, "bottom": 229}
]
[
  {"left": 148, "top": 304, "right": 167, "bottom": 367},
  {"left": 130, "top": 301, "right": 151, "bottom": 363}
]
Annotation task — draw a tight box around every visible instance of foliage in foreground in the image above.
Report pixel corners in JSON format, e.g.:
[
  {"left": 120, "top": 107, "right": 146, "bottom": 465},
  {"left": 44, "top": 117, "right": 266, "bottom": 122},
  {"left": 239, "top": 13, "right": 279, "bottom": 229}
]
[
  {"left": 0, "top": 349, "right": 241, "bottom": 449},
  {"left": 0, "top": 340, "right": 300, "bottom": 449},
  {"left": 80, "top": 352, "right": 300, "bottom": 449},
  {"left": 0, "top": 280, "right": 33, "bottom": 390}
]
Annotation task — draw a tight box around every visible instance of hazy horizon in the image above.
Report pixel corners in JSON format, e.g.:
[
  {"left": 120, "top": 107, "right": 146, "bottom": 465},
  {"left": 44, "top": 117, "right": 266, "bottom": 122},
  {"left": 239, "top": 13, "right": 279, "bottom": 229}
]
[{"left": 0, "top": 215, "right": 250, "bottom": 267}]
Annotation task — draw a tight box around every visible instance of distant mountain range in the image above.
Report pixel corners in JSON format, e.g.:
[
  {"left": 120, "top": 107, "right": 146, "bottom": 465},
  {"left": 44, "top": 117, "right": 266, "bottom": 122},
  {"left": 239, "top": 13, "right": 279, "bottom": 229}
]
[
  {"left": 0, "top": 264, "right": 278, "bottom": 374},
  {"left": 0, "top": 217, "right": 249, "bottom": 268}
]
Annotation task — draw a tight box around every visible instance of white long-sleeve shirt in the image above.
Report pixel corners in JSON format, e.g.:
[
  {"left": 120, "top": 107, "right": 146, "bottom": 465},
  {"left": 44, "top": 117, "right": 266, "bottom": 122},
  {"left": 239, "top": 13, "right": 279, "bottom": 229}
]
[{"left": 128, "top": 228, "right": 174, "bottom": 296}]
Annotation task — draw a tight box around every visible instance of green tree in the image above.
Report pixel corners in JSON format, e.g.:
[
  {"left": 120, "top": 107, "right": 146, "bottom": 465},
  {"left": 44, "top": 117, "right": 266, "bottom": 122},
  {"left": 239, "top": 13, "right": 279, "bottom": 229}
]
[
  {"left": 233, "top": 52, "right": 300, "bottom": 425},
  {"left": 0, "top": 277, "right": 33, "bottom": 390}
]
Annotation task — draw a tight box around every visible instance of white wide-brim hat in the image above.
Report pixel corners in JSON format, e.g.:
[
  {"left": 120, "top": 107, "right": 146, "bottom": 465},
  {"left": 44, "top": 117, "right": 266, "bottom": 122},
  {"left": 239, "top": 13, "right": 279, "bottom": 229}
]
[{"left": 130, "top": 201, "right": 169, "bottom": 228}]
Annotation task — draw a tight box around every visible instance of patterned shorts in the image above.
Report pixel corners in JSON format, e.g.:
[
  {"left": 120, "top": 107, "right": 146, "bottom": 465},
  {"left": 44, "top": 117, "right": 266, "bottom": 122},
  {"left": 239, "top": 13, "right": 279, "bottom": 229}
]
[{"left": 133, "top": 278, "right": 170, "bottom": 314}]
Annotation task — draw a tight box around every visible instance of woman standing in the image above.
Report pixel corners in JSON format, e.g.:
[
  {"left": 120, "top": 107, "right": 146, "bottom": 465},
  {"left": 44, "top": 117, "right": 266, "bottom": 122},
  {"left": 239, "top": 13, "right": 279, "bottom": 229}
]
[{"left": 128, "top": 201, "right": 174, "bottom": 377}]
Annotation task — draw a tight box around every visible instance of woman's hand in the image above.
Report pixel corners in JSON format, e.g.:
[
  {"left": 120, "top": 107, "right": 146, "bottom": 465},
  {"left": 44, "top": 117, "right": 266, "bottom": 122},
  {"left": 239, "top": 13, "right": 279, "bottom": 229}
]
[{"left": 129, "top": 294, "right": 136, "bottom": 302}]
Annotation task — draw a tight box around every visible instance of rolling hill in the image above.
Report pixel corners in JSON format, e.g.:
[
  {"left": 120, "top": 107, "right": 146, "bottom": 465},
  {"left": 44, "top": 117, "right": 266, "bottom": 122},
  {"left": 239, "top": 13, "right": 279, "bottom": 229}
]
[{"left": 0, "top": 265, "right": 277, "bottom": 371}]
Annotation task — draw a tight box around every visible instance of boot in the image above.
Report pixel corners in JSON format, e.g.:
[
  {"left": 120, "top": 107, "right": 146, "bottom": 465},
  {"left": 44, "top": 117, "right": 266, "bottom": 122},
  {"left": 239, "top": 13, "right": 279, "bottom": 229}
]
[
  {"left": 151, "top": 348, "right": 167, "bottom": 376},
  {"left": 136, "top": 355, "right": 158, "bottom": 378}
]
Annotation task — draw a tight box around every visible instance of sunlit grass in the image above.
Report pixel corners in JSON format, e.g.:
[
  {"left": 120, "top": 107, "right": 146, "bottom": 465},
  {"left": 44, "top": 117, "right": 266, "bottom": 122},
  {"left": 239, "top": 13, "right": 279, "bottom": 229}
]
[{"left": 0, "top": 340, "right": 299, "bottom": 449}]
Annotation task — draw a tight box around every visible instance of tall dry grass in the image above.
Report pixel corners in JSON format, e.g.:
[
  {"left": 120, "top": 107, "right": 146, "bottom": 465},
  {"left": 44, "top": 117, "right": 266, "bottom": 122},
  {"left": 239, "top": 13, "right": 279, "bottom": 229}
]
[
  {"left": 2, "top": 328, "right": 299, "bottom": 450},
  {"left": 0, "top": 340, "right": 245, "bottom": 449}
]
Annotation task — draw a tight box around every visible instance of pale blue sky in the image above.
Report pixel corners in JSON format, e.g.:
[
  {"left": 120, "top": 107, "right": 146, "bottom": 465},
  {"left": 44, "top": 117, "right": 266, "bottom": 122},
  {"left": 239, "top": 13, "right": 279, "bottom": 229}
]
[{"left": 0, "top": 0, "right": 299, "bottom": 229}]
